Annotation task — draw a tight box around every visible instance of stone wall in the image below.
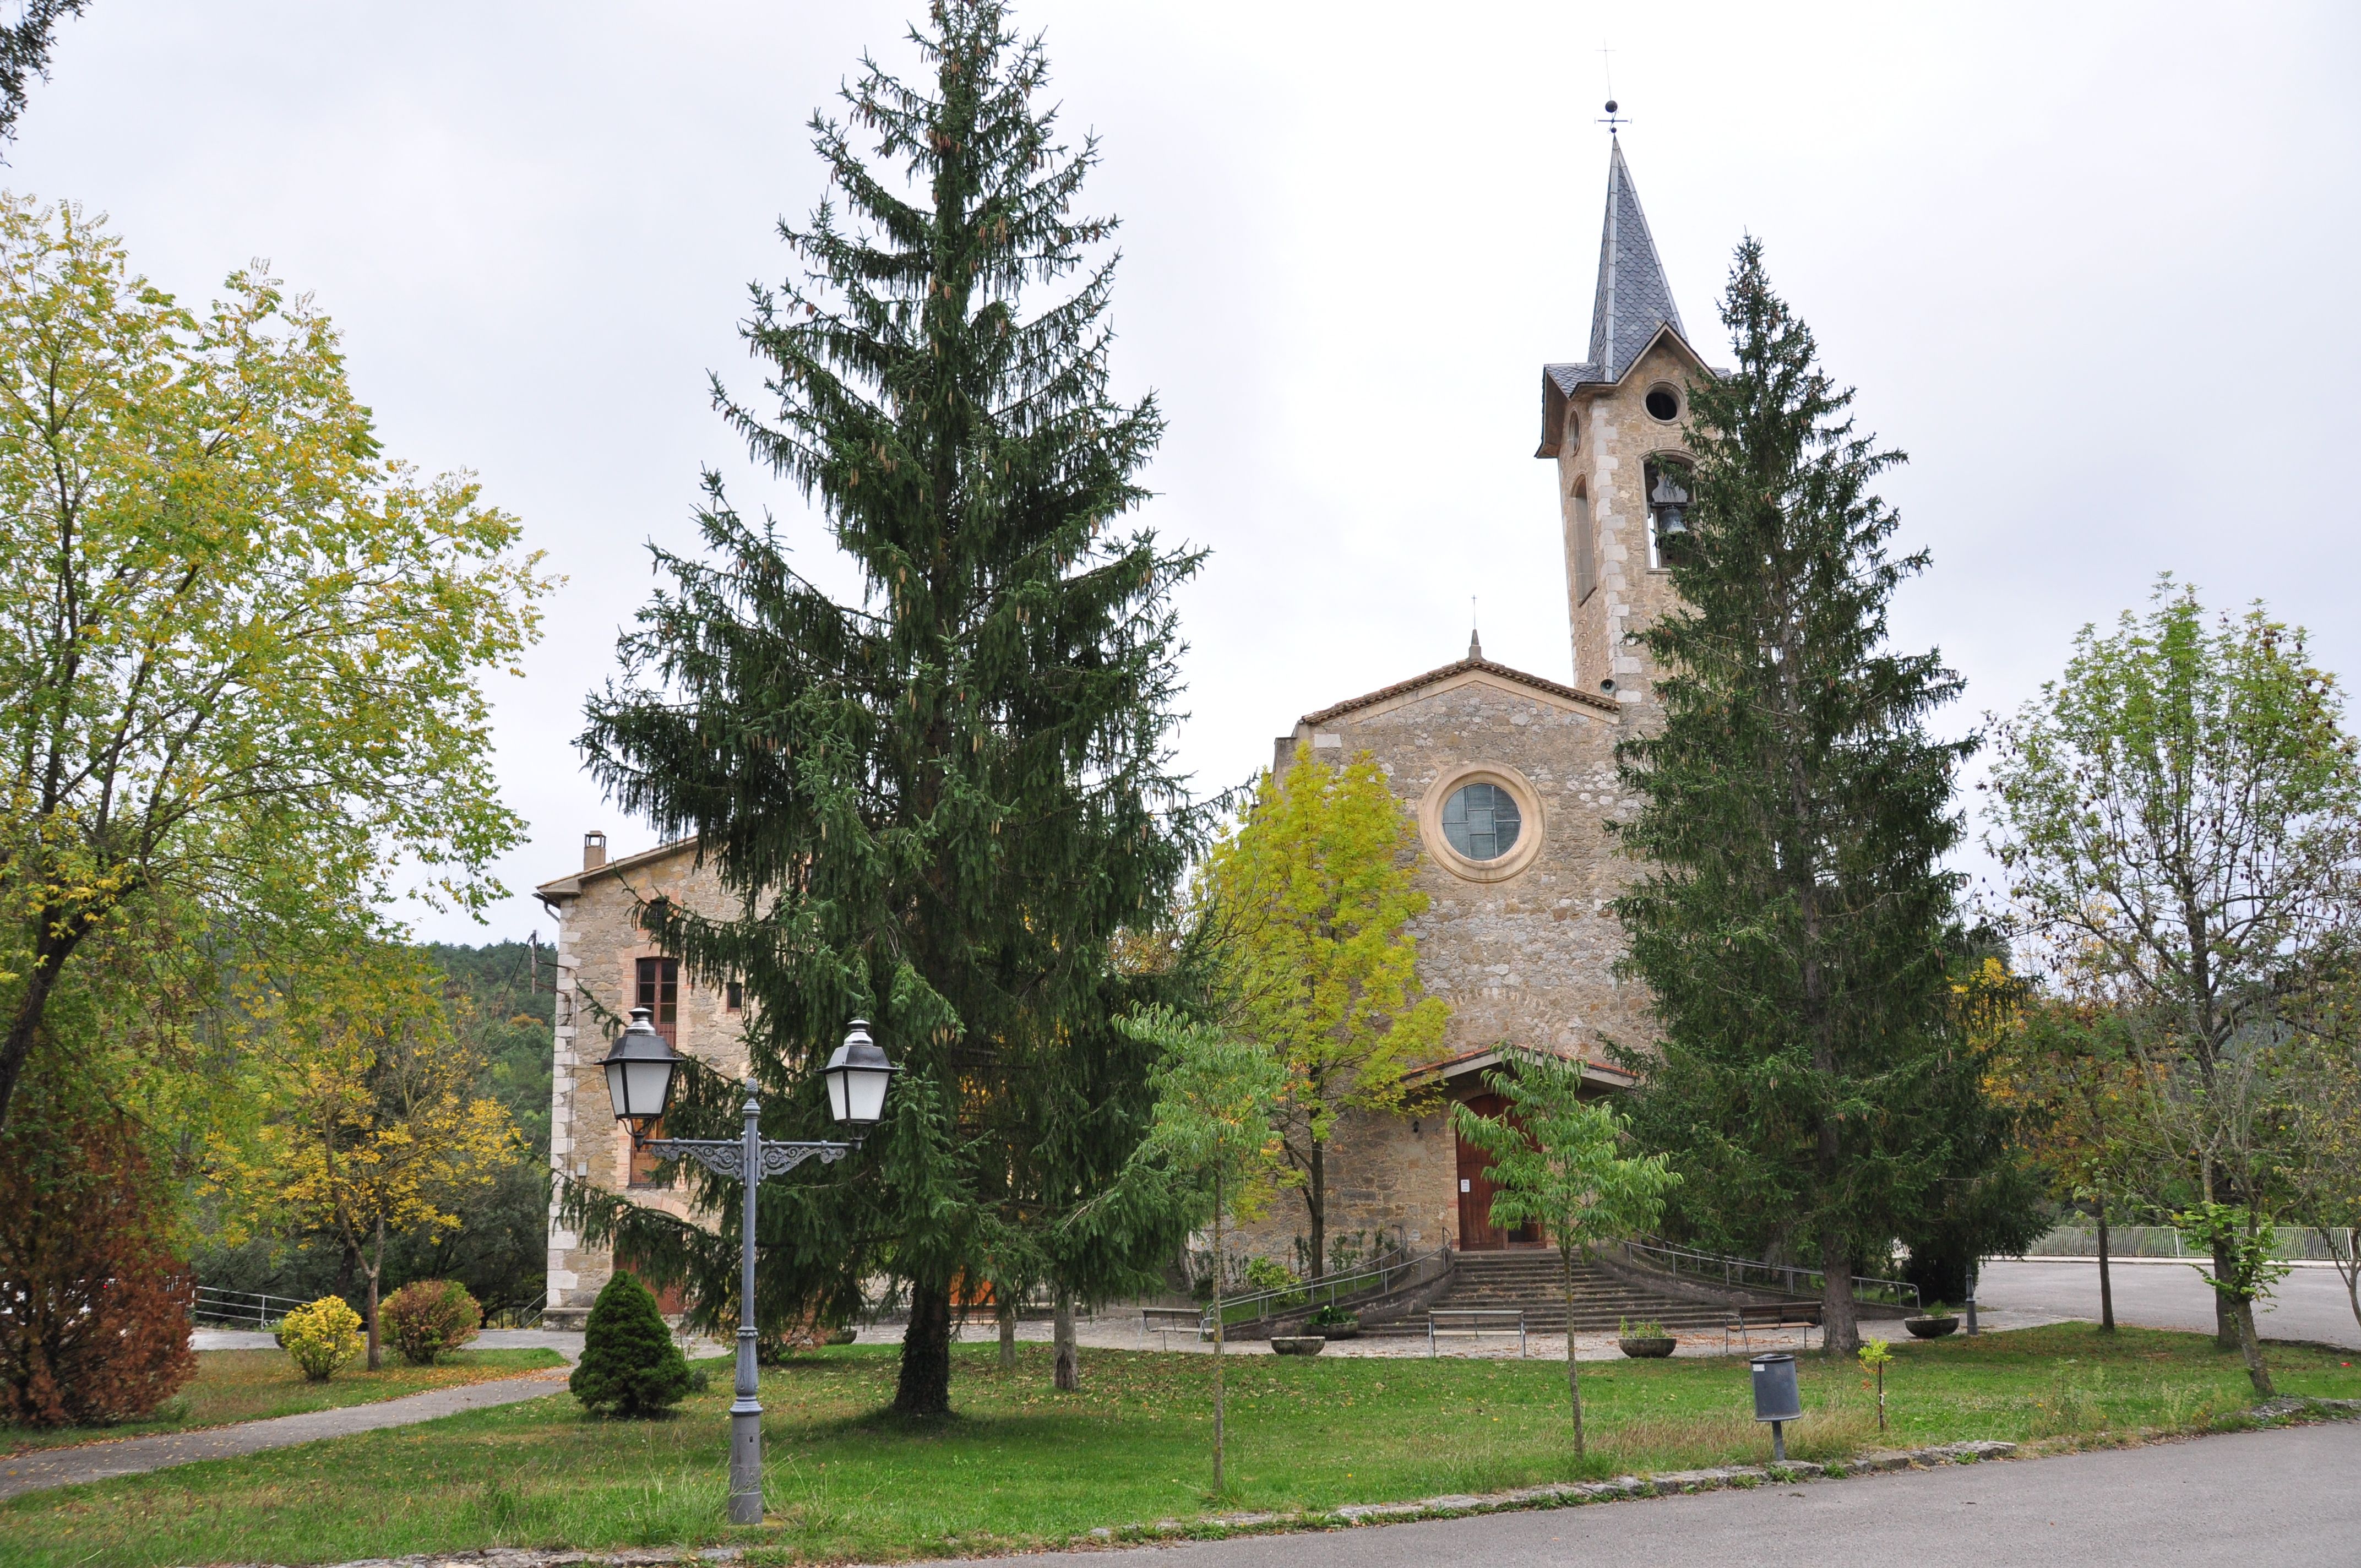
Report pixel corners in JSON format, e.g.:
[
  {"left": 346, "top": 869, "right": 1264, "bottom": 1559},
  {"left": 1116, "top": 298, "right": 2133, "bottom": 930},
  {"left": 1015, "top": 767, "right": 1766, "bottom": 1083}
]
[{"left": 1227, "top": 1103, "right": 1458, "bottom": 1267}]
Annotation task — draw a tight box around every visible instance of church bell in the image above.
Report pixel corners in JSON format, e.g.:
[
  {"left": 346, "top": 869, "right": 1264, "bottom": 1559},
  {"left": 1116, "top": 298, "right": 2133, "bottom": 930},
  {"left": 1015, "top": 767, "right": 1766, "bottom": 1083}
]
[{"left": 1650, "top": 469, "right": 1690, "bottom": 537}]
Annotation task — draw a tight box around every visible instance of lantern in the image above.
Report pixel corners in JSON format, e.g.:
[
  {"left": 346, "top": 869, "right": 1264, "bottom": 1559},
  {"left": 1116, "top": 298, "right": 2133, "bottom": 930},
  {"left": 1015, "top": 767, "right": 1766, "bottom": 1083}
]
[
  {"left": 822, "top": 1019, "right": 899, "bottom": 1129},
  {"left": 601, "top": 1006, "right": 681, "bottom": 1135}
]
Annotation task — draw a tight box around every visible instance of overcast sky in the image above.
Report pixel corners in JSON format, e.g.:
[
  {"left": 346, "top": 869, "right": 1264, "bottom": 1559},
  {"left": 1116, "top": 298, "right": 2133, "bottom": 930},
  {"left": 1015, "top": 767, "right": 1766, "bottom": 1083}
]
[{"left": 15, "top": 1, "right": 2359, "bottom": 943}]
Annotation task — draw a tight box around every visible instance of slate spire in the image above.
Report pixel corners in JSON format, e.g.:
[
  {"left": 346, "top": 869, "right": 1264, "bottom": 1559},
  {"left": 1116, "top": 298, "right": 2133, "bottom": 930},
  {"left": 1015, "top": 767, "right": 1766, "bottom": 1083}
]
[{"left": 1584, "top": 139, "right": 1687, "bottom": 384}]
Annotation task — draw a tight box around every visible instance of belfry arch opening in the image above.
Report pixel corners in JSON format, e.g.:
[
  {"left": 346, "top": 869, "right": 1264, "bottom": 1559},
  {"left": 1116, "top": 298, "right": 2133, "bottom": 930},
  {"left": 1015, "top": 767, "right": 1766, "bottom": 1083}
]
[{"left": 1644, "top": 456, "right": 1693, "bottom": 569}]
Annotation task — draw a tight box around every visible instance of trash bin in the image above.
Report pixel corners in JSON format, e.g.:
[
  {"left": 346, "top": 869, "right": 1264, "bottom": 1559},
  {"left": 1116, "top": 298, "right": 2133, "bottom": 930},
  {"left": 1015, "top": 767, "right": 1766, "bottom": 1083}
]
[{"left": 1750, "top": 1351, "right": 1802, "bottom": 1461}]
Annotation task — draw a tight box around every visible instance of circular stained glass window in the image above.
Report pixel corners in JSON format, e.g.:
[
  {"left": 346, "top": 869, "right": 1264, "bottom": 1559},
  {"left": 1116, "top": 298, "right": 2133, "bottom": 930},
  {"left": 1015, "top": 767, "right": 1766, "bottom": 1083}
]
[{"left": 1441, "top": 782, "right": 1521, "bottom": 862}]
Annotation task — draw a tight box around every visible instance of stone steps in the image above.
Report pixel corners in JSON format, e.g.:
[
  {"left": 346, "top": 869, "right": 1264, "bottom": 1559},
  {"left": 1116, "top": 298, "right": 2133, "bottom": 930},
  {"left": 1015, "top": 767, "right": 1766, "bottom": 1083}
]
[{"left": 1412, "top": 1251, "right": 1747, "bottom": 1335}]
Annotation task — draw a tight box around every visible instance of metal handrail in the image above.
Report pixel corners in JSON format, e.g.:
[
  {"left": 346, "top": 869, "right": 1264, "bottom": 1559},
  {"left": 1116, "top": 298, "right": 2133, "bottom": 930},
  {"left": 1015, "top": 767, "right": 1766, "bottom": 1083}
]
[
  {"left": 1624, "top": 1238, "right": 1922, "bottom": 1311},
  {"left": 191, "top": 1286, "right": 311, "bottom": 1329},
  {"left": 485, "top": 1293, "right": 547, "bottom": 1330},
  {"left": 1199, "top": 1244, "right": 1449, "bottom": 1331}
]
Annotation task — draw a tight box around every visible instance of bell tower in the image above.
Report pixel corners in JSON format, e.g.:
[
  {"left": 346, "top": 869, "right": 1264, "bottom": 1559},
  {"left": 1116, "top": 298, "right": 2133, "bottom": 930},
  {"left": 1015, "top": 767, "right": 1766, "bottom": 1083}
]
[{"left": 1535, "top": 132, "right": 1712, "bottom": 722}]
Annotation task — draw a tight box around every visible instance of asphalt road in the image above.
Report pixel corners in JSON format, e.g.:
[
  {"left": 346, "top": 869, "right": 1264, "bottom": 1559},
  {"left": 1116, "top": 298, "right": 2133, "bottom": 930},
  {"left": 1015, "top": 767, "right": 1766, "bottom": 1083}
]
[
  {"left": 1978, "top": 1259, "right": 2361, "bottom": 1349},
  {"left": 942, "top": 1422, "right": 2359, "bottom": 1568}
]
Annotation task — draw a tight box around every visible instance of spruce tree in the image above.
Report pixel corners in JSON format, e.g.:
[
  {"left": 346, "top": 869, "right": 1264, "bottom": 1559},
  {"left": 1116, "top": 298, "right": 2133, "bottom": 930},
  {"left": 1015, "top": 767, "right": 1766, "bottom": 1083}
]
[
  {"left": 570, "top": 1271, "right": 694, "bottom": 1418},
  {"left": 575, "top": 1, "right": 1200, "bottom": 1417},
  {"left": 1611, "top": 239, "right": 2017, "bottom": 1354}
]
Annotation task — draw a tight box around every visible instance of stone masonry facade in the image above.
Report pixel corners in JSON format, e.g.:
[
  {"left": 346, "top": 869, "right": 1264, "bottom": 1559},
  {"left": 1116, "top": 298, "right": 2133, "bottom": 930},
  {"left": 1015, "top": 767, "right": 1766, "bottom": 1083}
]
[{"left": 538, "top": 836, "right": 744, "bottom": 1330}]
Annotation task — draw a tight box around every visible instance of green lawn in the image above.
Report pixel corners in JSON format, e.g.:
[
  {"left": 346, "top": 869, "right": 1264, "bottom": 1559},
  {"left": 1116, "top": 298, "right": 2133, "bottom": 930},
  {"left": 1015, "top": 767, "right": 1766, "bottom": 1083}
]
[
  {"left": 4, "top": 1326, "right": 2355, "bottom": 1568},
  {"left": 0, "top": 1347, "right": 567, "bottom": 1455}
]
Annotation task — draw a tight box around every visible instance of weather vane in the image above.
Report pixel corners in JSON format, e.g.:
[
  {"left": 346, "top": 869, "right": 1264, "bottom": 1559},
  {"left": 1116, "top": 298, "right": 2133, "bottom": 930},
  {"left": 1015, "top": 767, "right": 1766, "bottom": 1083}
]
[{"left": 1598, "top": 45, "right": 1628, "bottom": 134}]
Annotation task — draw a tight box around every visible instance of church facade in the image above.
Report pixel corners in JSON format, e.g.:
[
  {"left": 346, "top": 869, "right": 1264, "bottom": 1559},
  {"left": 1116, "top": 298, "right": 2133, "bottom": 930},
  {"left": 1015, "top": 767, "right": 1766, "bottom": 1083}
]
[
  {"left": 1225, "top": 138, "right": 1710, "bottom": 1265},
  {"left": 537, "top": 140, "right": 1710, "bottom": 1322}
]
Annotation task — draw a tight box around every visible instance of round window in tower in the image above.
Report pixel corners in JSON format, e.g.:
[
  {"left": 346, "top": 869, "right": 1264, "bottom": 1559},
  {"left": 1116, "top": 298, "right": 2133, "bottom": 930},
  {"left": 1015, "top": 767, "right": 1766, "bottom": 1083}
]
[
  {"left": 1644, "top": 384, "right": 1681, "bottom": 421},
  {"left": 1441, "top": 782, "right": 1522, "bottom": 862}
]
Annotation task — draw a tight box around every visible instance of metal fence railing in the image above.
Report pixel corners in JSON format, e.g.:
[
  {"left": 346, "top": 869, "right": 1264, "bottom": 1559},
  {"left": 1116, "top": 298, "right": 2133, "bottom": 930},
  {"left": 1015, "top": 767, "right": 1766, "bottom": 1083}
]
[
  {"left": 485, "top": 1294, "right": 547, "bottom": 1330},
  {"left": 1624, "top": 1238, "right": 1922, "bottom": 1311},
  {"left": 2016, "top": 1224, "right": 2358, "bottom": 1262},
  {"left": 191, "top": 1286, "right": 308, "bottom": 1330},
  {"left": 1194, "top": 1245, "right": 1450, "bottom": 1333},
  {"left": 193, "top": 1286, "right": 554, "bottom": 1333}
]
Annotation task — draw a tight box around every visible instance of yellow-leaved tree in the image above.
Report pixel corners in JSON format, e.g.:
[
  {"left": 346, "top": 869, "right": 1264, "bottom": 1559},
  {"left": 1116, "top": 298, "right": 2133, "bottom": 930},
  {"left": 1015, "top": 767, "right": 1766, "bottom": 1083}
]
[
  {"left": 0, "top": 195, "right": 553, "bottom": 1133},
  {"left": 212, "top": 943, "right": 522, "bottom": 1368},
  {"left": 1195, "top": 746, "right": 1448, "bottom": 1280}
]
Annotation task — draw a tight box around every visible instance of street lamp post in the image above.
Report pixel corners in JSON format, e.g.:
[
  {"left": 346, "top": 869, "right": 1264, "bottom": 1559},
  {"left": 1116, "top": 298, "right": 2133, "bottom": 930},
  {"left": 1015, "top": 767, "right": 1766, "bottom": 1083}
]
[{"left": 601, "top": 1008, "right": 897, "bottom": 1526}]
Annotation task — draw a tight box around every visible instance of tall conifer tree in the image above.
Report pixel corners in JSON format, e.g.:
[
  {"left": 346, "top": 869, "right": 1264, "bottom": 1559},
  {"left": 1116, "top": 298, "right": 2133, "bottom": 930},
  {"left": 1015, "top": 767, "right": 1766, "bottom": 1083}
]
[
  {"left": 1611, "top": 240, "right": 2015, "bottom": 1354},
  {"left": 575, "top": 0, "right": 1200, "bottom": 1415}
]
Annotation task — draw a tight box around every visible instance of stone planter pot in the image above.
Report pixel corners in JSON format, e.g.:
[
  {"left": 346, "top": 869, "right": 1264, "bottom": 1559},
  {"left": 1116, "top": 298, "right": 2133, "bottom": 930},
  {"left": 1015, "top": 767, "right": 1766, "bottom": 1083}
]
[
  {"left": 824, "top": 1327, "right": 858, "bottom": 1346},
  {"left": 1617, "top": 1337, "right": 1678, "bottom": 1358},
  {"left": 1903, "top": 1315, "right": 1959, "bottom": 1340},
  {"left": 1305, "top": 1319, "right": 1361, "bottom": 1340},
  {"left": 1270, "top": 1336, "right": 1327, "bottom": 1356}
]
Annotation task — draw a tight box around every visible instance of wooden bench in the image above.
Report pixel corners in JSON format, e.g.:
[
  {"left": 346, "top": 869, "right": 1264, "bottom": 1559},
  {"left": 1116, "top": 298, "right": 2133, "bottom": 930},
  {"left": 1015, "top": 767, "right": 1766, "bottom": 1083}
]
[
  {"left": 1139, "top": 1306, "right": 1205, "bottom": 1344},
  {"left": 1428, "top": 1308, "right": 1526, "bottom": 1359},
  {"left": 1724, "top": 1302, "right": 1824, "bottom": 1352}
]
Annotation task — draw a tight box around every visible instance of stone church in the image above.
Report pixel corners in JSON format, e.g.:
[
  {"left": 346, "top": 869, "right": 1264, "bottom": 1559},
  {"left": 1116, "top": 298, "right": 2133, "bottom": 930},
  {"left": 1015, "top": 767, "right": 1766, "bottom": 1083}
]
[
  {"left": 1226, "top": 137, "right": 1708, "bottom": 1266},
  {"left": 536, "top": 140, "right": 1709, "bottom": 1324}
]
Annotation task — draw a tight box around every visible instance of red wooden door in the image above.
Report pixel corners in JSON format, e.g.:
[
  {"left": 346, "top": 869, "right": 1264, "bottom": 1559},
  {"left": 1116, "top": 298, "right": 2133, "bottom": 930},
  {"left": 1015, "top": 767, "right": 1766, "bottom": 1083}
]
[{"left": 1455, "top": 1093, "right": 1539, "bottom": 1248}]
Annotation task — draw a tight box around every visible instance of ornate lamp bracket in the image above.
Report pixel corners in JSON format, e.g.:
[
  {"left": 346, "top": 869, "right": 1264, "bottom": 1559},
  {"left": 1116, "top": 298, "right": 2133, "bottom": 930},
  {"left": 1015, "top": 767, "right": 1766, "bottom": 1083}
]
[{"left": 639, "top": 1138, "right": 856, "bottom": 1182}]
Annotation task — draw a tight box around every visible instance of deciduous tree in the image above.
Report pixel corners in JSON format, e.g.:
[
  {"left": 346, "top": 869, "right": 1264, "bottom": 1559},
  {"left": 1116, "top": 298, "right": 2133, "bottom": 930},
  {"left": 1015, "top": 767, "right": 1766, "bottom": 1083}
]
[
  {"left": 1124, "top": 1005, "right": 1286, "bottom": 1496},
  {"left": 1983, "top": 580, "right": 2361, "bottom": 1376},
  {"left": 0, "top": 1, "right": 88, "bottom": 144},
  {"left": 0, "top": 198, "right": 551, "bottom": 1130},
  {"left": 1987, "top": 986, "right": 2148, "bottom": 1332},
  {"left": 1452, "top": 1048, "right": 1677, "bottom": 1456},
  {"left": 1195, "top": 746, "right": 1448, "bottom": 1279},
  {"left": 211, "top": 943, "right": 523, "bottom": 1368}
]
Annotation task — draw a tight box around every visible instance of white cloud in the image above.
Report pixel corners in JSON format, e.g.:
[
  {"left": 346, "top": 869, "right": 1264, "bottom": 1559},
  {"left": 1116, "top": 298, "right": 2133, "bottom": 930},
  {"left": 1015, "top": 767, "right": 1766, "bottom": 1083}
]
[{"left": 17, "top": 0, "right": 2357, "bottom": 939}]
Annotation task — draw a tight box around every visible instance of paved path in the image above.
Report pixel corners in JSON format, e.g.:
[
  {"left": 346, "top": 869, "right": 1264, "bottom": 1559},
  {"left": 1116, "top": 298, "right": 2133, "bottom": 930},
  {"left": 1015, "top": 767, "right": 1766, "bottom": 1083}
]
[
  {"left": 1979, "top": 1258, "right": 2361, "bottom": 1349},
  {"left": 191, "top": 1327, "right": 594, "bottom": 1360},
  {"left": 929, "top": 1420, "right": 2360, "bottom": 1568},
  {"left": 0, "top": 1369, "right": 572, "bottom": 1502}
]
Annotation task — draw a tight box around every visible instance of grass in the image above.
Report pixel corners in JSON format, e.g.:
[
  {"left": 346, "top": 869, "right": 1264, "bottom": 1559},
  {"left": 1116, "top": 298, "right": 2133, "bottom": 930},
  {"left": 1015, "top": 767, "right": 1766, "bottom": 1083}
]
[
  {"left": 0, "top": 1347, "right": 567, "bottom": 1455},
  {"left": 2, "top": 1325, "right": 2355, "bottom": 1567}
]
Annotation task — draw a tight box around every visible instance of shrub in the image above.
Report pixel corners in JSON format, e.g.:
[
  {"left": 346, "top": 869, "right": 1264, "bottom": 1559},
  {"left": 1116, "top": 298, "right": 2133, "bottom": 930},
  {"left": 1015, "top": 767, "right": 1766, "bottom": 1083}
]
[
  {"left": 570, "top": 1272, "right": 693, "bottom": 1417},
  {"left": 0, "top": 1069, "right": 197, "bottom": 1427},
  {"left": 384, "top": 1279, "right": 481, "bottom": 1366},
  {"left": 1243, "top": 1255, "right": 1307, "bottom": 1306},
  {"left": 1619, "top": 1317, "right": 1669, "bottom": 1340},
  {"left": 1305, "top": 1304, "right": 1359, "bottom": 1330},
  {"left": 281, "top": 1297, "right": 366, "bottom": 1381}
]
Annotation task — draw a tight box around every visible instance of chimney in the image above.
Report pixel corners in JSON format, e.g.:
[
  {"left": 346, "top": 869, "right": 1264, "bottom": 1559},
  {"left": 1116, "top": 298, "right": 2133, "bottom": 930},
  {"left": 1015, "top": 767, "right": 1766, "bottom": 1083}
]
[{"left": 583, "top": 830, "right": 608, "bottom": 872}]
